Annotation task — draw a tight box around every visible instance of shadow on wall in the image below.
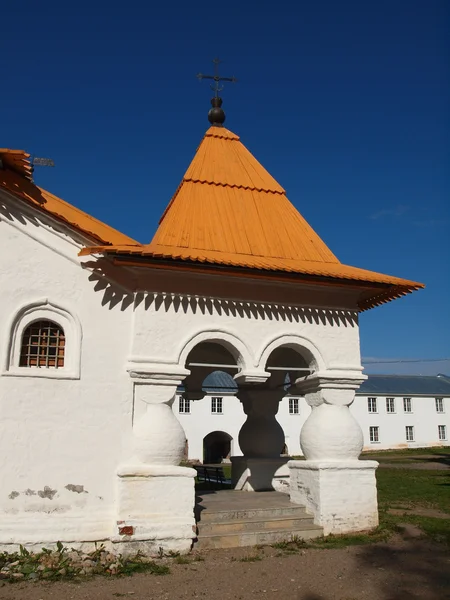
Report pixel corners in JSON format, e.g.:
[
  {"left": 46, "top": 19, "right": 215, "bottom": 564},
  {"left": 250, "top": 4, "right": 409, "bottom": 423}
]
[{"left": 84, "top": 260, "right": 357, "bottom": 327}]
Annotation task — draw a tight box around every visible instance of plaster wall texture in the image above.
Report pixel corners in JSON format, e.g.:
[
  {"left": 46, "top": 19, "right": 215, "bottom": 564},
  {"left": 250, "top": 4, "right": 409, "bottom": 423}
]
[
  {"left": 0, "top": 198, "right": 133, "bottom": 546},
  {"left": 130, "top": 292, "right": 363, "bottom": 374}
]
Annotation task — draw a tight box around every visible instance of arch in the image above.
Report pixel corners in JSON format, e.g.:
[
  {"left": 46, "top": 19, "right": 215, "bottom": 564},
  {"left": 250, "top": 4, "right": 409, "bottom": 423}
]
[
  {"left": 203, "top": 430, "right": 233, "bottom": 464},
  {"left": 178, "top": 329, "right": 253, "bottom": 372},
  {"left": 256, "top": 334, "right": 326, "bottom": 373},
  {"left": 2, "top": 298, "right": 82, "bottom": 379}
]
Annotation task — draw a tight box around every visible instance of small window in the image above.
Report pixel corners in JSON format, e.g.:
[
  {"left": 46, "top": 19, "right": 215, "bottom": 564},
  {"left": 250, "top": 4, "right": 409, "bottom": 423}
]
[
  {"left": 403, "top": 398, "right": 412, "bottom": 413},
  {"left": 211, "top": 397, "right": 223, "bottom": 414},
  {"left": 435, "top": 398, "right": 444, "bottom": 413},
  {"left": 368, "top": 397, "right": 378, "bottom": 413},
  {"left": 405, "top": 426, "right": 414, "bottom": 442},
  {"left": 438, "top": 425, "right": 447, "bottom": 441},
  {"left": 179, "top": 396, "right": 190, "bottom": 414},
  {"left": 369, "top": 426, "right": 379, "bottom": 443},
  {"left": 289, "top": 398, "right": 299, "bottom": 414},
  {"left": 19, "top": 320, "right": 65, "bottom": 368},
  {"left": 386, "top": 398, "right": 395, "bottom": 413}
]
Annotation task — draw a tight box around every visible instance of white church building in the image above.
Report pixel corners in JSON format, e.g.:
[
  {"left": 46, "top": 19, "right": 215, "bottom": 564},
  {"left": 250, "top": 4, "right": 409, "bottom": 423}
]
[{"left": 0, "top": 95, "right": 425, "bottom": 554}]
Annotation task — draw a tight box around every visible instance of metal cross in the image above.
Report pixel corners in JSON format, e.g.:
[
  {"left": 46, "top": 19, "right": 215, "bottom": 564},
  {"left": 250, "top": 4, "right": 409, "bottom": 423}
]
[{"left": 196, "top": 58, "right": 237, "bottom": 97}]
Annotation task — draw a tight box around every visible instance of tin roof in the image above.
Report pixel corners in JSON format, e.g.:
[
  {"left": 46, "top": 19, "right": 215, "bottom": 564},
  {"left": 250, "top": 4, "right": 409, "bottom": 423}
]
[
  {"left": 357, "top": 374, "right": 450, "bottom": 396},
  {"left": 196, "top": 372, "right": 450, "bottom": 396},
  {"left": 0, "top": 151, "right": 138, "bottom": 247}
]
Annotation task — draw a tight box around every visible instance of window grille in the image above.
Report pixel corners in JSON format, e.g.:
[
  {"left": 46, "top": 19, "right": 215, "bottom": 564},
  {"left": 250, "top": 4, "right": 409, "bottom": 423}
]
[
  {"left": 438, "top": 425, "right": 447, "bottom": 441},
  {"left": 179, "top": 396, "right": 190, "bottom": 414},
  {"left": 403, "top": 398, "right": 412, "bottom": 413},
  {"left": 211, "top": 397, "right": 223, "bottom": 414},
  {"left": 435, "top": 398, "right": 444, "bottom": 413},
  {"left": 369, "top": 426, "right": 379, "bottom": 443},
  {"left": 386, "top": 398, "right": 395, "bottom": 413},
  {"left": 289, "top": 398, "right": 299, "bottom": 414},
  {"left": 19, "top": 320, "right": 65, "bottom": 368},
  {"left": 405, "top": 426, "right": 414, "bottom": 442},
  {"left": 368, "top": 397, "right": 378, "bottom": 413}
]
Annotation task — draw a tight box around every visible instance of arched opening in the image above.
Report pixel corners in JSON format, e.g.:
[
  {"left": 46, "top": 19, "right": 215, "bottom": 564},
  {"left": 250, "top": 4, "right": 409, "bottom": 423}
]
[
  {"left": 264, "top": 345, "right": 314, "bottom": 390},
  {"left": 203, "top": 431, "right": 233, "bottom": 464},
  {"left": 183, "top": 341, "right": 240, "bottom": 401}
]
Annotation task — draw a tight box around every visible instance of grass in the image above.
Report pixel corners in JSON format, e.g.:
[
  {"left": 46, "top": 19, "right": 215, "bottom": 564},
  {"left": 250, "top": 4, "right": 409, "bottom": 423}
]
[
  {"left": 363, "top": 446, "right": 450, "bottom": 459},
  {"left": 376, "top": 468, "right": 449, "bottom": 513}
]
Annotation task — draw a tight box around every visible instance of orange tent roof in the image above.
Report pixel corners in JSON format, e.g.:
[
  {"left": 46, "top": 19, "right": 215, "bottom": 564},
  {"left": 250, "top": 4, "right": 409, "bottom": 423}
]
[
  {"left": 0, "top": 149, "right": 138, "bottom": 247},
  {"left": 81, "top": 125, "right": 423, "bottom": 309}
]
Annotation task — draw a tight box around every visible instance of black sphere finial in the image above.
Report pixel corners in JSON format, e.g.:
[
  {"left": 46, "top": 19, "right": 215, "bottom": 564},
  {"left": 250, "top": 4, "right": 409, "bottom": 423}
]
[{"left": 208, "top": 96, "right": 226, "bottom": 126}]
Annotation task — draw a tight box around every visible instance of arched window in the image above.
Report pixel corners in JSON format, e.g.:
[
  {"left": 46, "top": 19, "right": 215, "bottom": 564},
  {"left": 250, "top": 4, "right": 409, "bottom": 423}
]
[
  {"left": 19, "top": 320, "right": 65, "bottom": 369},
  {"left": 3, "top": 298, "right": 81, "bottom": 379}
]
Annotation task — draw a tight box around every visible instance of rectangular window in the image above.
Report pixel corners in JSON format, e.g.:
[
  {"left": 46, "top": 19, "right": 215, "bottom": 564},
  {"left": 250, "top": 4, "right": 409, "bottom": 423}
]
[
  {"left": 369, "top": 426, "right": 379, "bottom": 443},
  {"left": 435, "top": 398, "right": 444, "bottom": 413},
  {"left": 438, "top": 425, "right": 447, "bottom": 441},
  {"left": 405, "top": 426, "right": 415, "bottom": 442},
  {"left": 386, "top": 398, "right": 395, "bottom": 413},
  {"left": 289, "top": 398, "right": 299, "bottom": 414},
  {"left": 178, "top": 396, "right": 190, "bottom": 414},
  {"left": 403, "top": 398, "right": 412, "bottom": 413},
  {"left": 368, "top": 397, "right": 378, "bottom": 413},
  {"left": 211, "top": 397, "right": 223, "bottom": 414}
]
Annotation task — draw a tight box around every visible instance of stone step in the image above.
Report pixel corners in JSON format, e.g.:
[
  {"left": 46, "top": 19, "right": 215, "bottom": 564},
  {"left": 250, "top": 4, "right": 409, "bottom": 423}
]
[
  {"left": 195, "top": 524, "right": 323, "bottom": 550},
  {"left": 197, "top": 505, "right": 309, "bottom": 523},
  {"left": 199, "top": 514, "right": 315, "bottom": 535}
]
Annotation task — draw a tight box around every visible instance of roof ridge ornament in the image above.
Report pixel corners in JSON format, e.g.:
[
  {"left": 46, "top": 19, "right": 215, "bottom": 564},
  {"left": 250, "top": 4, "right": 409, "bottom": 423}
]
[{"left": 197, "top": 58, "right": 237, "bottom": 127}]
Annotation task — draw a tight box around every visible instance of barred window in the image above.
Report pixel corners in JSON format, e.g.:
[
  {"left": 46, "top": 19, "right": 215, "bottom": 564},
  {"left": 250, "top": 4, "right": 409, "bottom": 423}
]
[{"left": 19, "top": 320, "right": 65, "bottom": 368}]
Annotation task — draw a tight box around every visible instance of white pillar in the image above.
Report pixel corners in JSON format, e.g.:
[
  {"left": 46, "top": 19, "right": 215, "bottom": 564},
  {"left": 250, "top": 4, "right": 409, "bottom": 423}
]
[
  {"left": 114, "top": 364, "right": 196, "bottom": 555},
  {"left": 231, "top": 386, "right": 290, "bottom": 492},
  {"left": 289, "top": 372, "right": 379, "bottom": 534}
]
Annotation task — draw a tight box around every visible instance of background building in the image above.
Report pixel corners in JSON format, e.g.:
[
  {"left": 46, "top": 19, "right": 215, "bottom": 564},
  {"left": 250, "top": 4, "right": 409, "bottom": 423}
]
[{"left": 175, "top": 373, "right": 450, "bottom": 462}]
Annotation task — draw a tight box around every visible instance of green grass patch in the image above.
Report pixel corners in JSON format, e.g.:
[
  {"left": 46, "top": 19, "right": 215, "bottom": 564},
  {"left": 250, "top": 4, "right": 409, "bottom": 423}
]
[
  {"left": 376, "top": 468, "right": 450, "bottom": 514},
  {"left": 363, "top": 446, "right": 450, "bottom": 459}
]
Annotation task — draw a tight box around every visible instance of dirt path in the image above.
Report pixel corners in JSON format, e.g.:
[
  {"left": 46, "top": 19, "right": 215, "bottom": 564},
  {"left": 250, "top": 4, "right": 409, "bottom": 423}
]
[{"left": 0, "top": 535, "right": 448, "bottom": 600}]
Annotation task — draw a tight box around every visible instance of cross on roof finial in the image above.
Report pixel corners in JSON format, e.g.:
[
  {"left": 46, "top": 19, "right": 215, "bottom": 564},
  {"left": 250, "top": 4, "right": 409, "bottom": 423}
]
[
  {"left": 196, "top": 58, "right": 237, "bottom": 127},
  {"left": 196, "top": 58, "right": 237, "bottom": 97}
]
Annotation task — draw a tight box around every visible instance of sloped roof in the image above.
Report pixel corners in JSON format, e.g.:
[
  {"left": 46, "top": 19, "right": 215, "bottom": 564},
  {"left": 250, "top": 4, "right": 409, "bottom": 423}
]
[
  {"left": 185, "top": 372, "right": 450, "bottom": 396},
  {"left": 0, "top": 150, "right": 138, "bottom": 247},
  {"left": 81, "top": 125, "right": 423, "bottom": 309},
  {"left": 357, "top": 374, "right": 450, "bottom": 396}
]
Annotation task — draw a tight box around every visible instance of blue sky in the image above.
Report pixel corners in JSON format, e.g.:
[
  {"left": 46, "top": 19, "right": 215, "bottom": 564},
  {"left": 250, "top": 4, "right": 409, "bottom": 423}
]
[{"left": 1, "top": 0, "right": 449, "bottom": 373}]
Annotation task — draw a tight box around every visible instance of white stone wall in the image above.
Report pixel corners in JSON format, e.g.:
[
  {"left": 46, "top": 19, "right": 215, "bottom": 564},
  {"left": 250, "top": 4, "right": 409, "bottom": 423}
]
[{"left": 0, "top": 195, "right": 133, "bottom": 546}]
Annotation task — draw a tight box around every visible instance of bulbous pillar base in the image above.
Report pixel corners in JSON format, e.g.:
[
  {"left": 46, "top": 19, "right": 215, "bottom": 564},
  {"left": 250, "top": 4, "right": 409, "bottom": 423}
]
[
  {"left": 115, "top": 366, "right": 196, "bottom": 555},
  {"left": 288, "top": 371, "right": 379, "bottom": 535}
]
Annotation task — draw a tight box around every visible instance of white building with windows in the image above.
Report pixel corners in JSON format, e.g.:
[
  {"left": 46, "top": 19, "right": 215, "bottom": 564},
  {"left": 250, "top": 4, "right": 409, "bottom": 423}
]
[
  {"left": 0, "top": 97, "right": 426, "bottom": 553},
  {"left": 176, "top": 373, "right": 450, "bottom": 461}
]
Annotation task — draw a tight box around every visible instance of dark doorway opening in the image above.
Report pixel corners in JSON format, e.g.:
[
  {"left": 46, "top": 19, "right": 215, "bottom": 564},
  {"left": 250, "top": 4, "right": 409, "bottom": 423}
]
[{"left": 203, "top": 431, "right": 232, "bottom": 464}]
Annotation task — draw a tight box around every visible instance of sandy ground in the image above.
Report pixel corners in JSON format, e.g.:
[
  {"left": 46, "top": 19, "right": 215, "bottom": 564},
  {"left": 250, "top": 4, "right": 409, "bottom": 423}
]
[{"left": 0, "top": 534, "right": 449, "bottom": 600}]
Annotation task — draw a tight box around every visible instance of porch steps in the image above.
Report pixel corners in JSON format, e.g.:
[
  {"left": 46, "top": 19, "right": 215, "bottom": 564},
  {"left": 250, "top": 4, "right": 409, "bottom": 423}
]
[{"left": 194, "top": 491, "right": 323, "bottom": 549}]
